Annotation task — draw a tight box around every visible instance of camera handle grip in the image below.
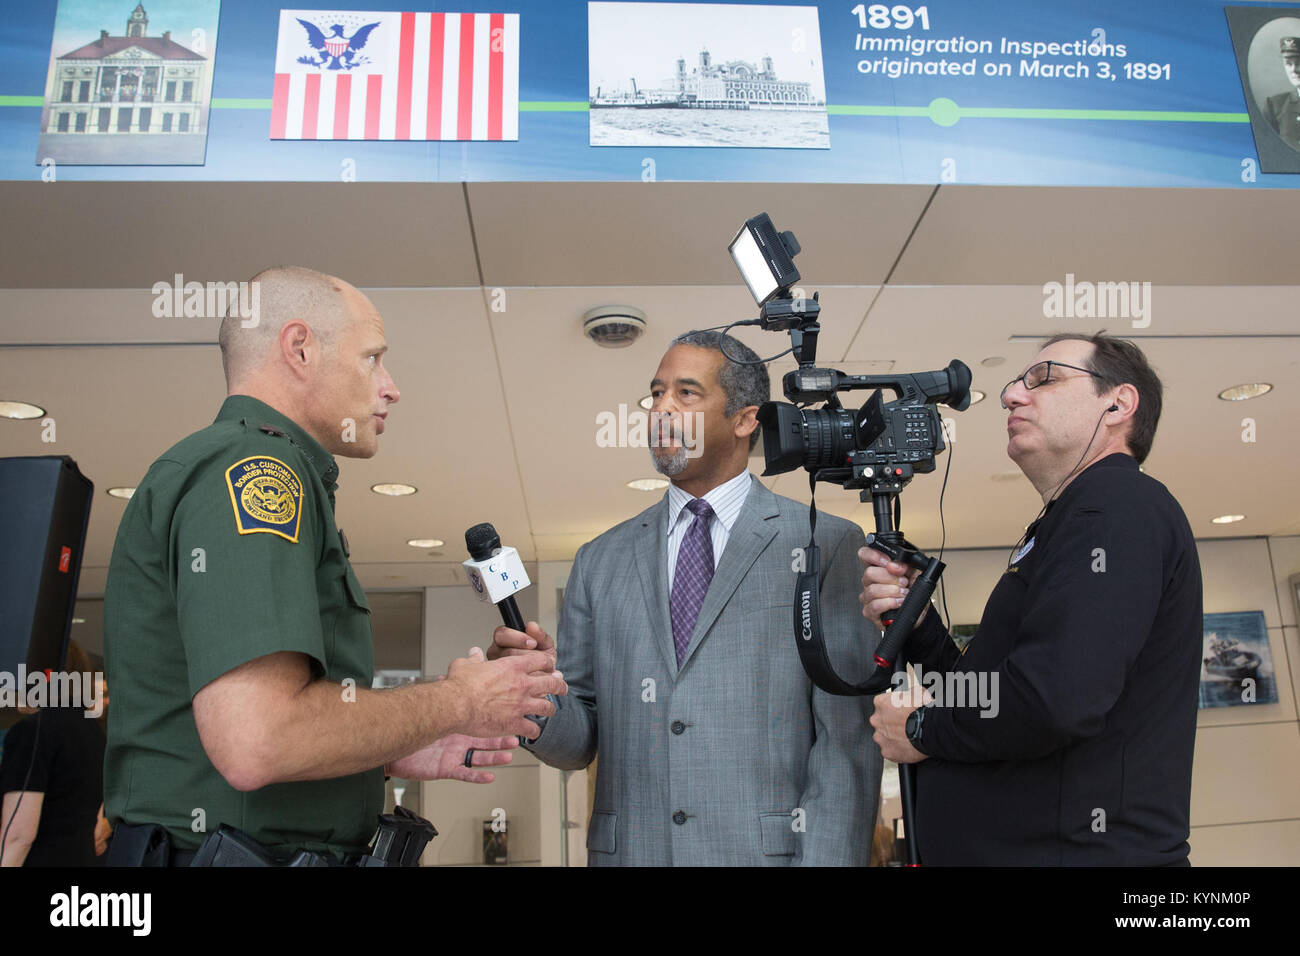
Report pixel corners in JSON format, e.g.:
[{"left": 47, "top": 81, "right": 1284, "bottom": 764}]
[
  {"left": 875, "top": 553, "right": 944, "bottom": 673},
  {"left": 872, "top": 546, "right": 941, "bottom": 869}
]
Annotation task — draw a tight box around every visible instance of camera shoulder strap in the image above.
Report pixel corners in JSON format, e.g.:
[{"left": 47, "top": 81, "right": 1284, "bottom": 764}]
[{"left": 794, "top": 472, "right": 879, "bottom": 697}]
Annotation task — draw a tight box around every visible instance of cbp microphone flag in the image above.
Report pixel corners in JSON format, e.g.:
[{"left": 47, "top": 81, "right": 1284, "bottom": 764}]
[{"left": 271, "top": 10, "right": 519, "bottom": 141}]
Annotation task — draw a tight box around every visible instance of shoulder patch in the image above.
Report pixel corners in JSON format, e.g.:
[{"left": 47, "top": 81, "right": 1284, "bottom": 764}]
[{"left": 225, "top": 456, "right": 304, "bottom": 542}]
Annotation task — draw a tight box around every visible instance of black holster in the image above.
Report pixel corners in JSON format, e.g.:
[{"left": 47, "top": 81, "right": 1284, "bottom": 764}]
[
  {"left": 190, "top": 825, "right": 333, "bottom": 867},
  {"left": 105, "top": 821, "right": 172, "bottom": 867}
]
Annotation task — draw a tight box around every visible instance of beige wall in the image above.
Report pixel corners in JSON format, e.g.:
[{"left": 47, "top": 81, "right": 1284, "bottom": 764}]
[
  {"left": 417, "top": 569, "right": 542, "bottom": 866},
  {"left": 1188, "top": 536, "right": 1299, "bottom": 864}
]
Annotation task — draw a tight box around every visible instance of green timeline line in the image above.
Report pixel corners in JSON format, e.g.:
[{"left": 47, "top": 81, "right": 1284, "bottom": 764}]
[
  {"left": 833, "top": 98, "right": 1248, "bottom": 126},
  {"left": 953, "top": 107, "right": 1247, "bottom": 122},
  {"left": 211, "top": 97, "right": 272, "bottom": 109},
  {"left": 2, "top": 95, "right": 1251, "bottom": 125},
  {"left": 520, "top": 101, "right": 588, "bottom": 111}
]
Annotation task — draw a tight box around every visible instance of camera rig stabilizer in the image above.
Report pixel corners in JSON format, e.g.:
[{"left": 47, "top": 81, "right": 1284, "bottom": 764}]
[
  {"left": 761, "top": 354, "right": 971, "bottom": 702},
  {"left": 729, "top": 213, "right": 972, "bottom": 864}
]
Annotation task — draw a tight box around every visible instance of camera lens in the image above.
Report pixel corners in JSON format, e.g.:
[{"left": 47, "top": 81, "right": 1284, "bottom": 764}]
[{"left": 800, "top": 406, "right": 857, "bottom": 469}]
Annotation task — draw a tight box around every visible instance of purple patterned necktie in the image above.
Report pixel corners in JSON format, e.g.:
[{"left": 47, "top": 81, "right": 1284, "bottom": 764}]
[{"left": 670, "top": 498, "right": 715, "bottom": 667}]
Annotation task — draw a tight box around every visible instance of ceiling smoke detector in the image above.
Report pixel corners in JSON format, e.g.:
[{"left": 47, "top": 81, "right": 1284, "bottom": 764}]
[{"left": 584, "top": 306, "right": 646, "bottom": 348}]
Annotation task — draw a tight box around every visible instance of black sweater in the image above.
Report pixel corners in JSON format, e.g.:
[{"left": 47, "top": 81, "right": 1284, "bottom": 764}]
[{"left": 909, "top": 453, "right": 1203, "bottom": 865}]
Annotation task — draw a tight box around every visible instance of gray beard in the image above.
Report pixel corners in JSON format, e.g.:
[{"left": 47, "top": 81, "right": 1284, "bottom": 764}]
[{"left": 651, "top": 445, "right": 688, "bottom": 477}]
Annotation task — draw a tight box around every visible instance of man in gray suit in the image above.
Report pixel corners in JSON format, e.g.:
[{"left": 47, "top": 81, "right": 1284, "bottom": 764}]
[{"left": 490, "top": 331, "right": 881, "bottom": 865}]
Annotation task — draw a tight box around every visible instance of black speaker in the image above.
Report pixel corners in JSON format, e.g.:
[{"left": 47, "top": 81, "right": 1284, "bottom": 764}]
[{"left": 0, "top": 456, "right": 93, "bottom": 674}]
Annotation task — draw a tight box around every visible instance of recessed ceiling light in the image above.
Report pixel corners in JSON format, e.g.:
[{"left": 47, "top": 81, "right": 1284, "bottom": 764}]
[
  {"left": 1211, "top": 514, "right": 1245, "bottom": 524},
  {"left": 407, "top": 538, "right": 444, "bottom": 549},
  {"left": 627, "top": 478, "right": 669, "bottom": 492},
  {"left": 1217, "top": 383, "right": 1272, "bottom": 402},
  {"left": 980, "top": 357, "right": 1006, "bottom": 368},
  {"left": 639, "top": 394, "right": 654, "bottom": 410},
  {"left": 371, "top": 483, "right": 417, "bottom": 496},
  {"left": 107, "top": 487, "right": 136, "bottom": 499},
  {"left": 71, "top": 618, "right": 86, "bottom": 625},
  {"left": 0, "top": 401, "right": 46, "bottom": 419}
]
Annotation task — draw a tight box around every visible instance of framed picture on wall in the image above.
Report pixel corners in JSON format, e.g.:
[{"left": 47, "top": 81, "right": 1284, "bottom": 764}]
[
  {"left": 587, "top": 2, "right": 830, "bottom": 149},
  {"left": 37, "top": 0, "right": 221, "bottom": 165},
  {"left": 1199, "top": 611, "right": 1277, "bottom": 709}
]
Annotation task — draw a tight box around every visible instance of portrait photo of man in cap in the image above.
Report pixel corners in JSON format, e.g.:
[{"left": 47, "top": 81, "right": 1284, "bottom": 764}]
[
  {"left": 1264, "top": 36, "right": 1300, "bottom": 149},
  {"left": 1224, "top": 8, "right": 1300, "bottom": 173}
]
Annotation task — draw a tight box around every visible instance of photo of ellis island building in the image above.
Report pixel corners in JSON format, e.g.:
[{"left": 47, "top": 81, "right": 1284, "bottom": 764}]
[
  {"left": 591, "top": 48, "right": 825, "bottom": 111},
  {"left": 38, "top": 3, "right": 214, "bottom": 165}
]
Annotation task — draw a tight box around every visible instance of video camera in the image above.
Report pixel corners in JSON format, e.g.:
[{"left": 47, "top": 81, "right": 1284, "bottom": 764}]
[
  {"left": 727, "top": 210, "right": 968, "bottom": 693},
  {"left": 728, "top": 213, "right": 972, "bottom": 494}
]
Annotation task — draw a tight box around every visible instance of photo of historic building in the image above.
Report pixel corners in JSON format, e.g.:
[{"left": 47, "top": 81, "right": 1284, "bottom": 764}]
[
  {"left": 588, "top": 1, "right": 829, "bottom": 148},
  {"left": 37, "top": 2, "right": 220, "bottom": 165},
  {"left": 593, "top": 48, "right": 823, "bottom": 111}
]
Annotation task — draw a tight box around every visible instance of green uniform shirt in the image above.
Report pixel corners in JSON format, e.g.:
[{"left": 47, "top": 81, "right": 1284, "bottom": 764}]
[{"left": 103, "top": 395, "right": 383, "bottom": 857}]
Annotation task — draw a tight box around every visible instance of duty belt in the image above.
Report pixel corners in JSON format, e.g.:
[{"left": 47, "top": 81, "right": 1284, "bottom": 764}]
[{"left": 106, "top": 807, "right": 436, "bottom": 867}]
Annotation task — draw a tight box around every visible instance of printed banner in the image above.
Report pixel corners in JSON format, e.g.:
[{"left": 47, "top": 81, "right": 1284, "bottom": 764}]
[{"left": 3, "top": 0, "right": 1299, "bottom": 185}]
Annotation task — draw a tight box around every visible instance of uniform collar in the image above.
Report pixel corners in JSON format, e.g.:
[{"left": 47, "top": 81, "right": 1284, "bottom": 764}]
[{"left": 216, "top": 395, "right": 340, "bottom": 488}]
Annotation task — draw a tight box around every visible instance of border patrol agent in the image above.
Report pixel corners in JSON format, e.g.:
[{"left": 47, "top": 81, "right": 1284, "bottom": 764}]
[
  {"left": 102, "top": 266, "right": 563, "bottom": 866},
  {"left": 103, "top": 396, "right": 381, "bottom": 865}
]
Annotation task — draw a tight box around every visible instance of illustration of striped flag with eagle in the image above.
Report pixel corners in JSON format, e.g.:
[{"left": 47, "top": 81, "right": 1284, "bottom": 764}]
[{"left": 271, "top": 9, "right": 519, "bottom": 140}]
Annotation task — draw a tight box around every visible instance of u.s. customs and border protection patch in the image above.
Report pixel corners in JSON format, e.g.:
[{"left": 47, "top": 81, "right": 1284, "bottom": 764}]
[{"left": 225, "top": 456, "right": 303, "bottom": 542}]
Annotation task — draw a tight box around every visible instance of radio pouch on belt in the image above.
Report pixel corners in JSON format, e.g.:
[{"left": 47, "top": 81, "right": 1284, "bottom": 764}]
[{"left": 357, "top": 806, "right": 437, "bottom": 867}]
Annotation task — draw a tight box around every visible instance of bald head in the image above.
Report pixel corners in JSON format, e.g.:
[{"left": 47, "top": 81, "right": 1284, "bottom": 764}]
[
  {"left": 218, "top": 266, "right": 353, "bottom": 388},
  {"left": 216, "top": 266, "right": 399, "bottom": 458}
]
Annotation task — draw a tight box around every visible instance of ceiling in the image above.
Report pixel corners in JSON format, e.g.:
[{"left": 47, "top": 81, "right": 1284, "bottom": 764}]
[{"left": 1, "top": 180, "right": 1297, "bottom": 595}]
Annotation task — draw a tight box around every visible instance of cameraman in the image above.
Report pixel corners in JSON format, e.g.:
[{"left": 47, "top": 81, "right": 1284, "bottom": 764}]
[{"left": 861, "top": 333, "right": 1202, "bottom": 865}]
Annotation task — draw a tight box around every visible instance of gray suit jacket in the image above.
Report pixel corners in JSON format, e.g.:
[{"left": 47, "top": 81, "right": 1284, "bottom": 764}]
[{"left": 527, "top": 475, "right": 881, "bottom": 865}]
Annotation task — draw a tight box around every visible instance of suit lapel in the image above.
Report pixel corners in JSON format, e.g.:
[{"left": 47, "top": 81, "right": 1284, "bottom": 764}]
[
  {"left": 634, "top": 496, "right": 678, "bottom": 676},
  {"left": 680, "top": 476, "right": 780, "bottom": 671}
]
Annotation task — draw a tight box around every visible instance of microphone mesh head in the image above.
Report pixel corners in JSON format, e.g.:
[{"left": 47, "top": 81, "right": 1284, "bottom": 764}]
[{"left": 465, "top": 523, "right": 502, "bottom": 560}]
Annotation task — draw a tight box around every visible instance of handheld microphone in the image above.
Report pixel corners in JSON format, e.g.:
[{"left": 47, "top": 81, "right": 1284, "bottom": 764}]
[{"left": 463, "top": 523, "right": 530, "bottom": 633}]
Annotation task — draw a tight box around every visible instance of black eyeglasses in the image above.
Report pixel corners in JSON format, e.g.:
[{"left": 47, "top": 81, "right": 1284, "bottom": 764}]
[{"left": 1000, "top": 361, "right": 1102, "bottom": 408}]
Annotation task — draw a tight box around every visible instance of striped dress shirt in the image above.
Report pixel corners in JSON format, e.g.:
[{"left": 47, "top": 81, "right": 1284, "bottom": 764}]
[{"left": 665, "top": 469, "right": 754, "bottom": 591}]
